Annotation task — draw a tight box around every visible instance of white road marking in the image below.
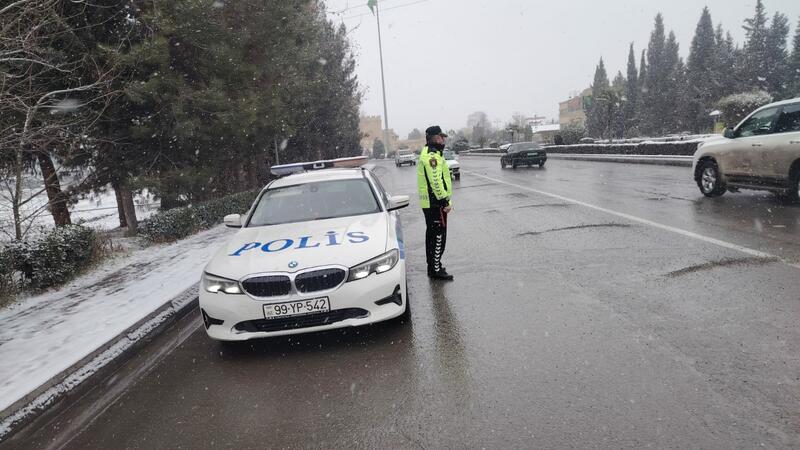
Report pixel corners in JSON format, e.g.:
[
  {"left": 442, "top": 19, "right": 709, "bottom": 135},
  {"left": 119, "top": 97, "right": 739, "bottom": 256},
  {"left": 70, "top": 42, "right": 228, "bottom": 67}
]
[{"left": 468, "top": 171, "right": 800, "bottom": 270}]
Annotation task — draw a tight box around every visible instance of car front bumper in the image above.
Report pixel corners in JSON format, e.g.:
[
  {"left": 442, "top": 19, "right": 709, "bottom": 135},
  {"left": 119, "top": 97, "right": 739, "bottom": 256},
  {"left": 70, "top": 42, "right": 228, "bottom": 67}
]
[{"left": 199, "top": 261, "right": 407, "bottom": 341}]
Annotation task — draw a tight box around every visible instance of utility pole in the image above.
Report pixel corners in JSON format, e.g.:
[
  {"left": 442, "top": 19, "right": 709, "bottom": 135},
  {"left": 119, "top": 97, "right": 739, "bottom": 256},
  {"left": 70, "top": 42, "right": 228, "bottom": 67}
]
[{"left": 374, "top": 1, "right": 391, "bottom": 155}]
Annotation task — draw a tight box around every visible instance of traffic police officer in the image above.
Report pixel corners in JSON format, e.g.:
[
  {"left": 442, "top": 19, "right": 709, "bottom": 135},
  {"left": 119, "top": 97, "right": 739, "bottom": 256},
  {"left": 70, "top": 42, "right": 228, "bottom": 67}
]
[{"left": 417, "top": 125, "right": 454, "bottom": 280}]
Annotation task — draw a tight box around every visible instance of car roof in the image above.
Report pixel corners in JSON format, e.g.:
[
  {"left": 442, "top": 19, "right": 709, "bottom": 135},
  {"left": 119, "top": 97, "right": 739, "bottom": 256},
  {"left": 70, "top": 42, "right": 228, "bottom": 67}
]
[
  {"left": 268, "top": 168, "right": 366, "bottom": 189},
  {"left": 757, "top": 97, "right": 800, "bottom": 111}
]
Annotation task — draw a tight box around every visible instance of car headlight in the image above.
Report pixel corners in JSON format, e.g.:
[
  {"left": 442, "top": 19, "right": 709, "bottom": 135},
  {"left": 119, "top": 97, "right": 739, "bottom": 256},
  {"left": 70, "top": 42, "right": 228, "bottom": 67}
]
[
  {"left": 347, "top": 249, "right": 399, "bottom": 282},
  {"left": 202, "top": 272, "right": 243, "bottom": 294}
]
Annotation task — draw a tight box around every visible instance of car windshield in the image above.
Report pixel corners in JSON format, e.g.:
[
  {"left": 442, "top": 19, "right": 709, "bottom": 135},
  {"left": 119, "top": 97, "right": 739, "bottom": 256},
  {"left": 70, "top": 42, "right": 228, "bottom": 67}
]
[
  {"left": 512, "top": 143, "right": 541, "bottom": 151},
  {"left": 443, "top": 151, "right": 456, "bottom": 160},
  {"left": 248, "top": 179, "right": 380, "bottom": 226}
]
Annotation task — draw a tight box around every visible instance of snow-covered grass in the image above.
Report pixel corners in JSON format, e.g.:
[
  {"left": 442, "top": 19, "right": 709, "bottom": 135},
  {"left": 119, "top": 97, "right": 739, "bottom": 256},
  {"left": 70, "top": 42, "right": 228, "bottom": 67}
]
[
  {"left": 0, "top": 181, "right": 159, "bottom": 241},
  {"left": 0, "top": 224, "right": 234, "bottom": 416}
]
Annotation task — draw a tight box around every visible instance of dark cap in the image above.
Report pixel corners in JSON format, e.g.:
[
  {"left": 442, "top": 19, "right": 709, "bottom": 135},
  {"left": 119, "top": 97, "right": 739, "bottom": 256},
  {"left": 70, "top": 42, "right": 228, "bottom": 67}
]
[{"left": 425, "top": 125, "right": 447, "bottom": 138}]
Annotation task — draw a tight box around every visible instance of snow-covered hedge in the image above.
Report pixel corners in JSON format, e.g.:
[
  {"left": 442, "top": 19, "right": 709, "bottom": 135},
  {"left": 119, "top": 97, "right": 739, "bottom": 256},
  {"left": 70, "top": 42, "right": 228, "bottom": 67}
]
[
  {"left": 140, "top": 189, "right": 259, "bottom": 243},
  {"left": 0, "top": 225, "right": 98, "bottom": 296},
  {"left": 545, "top": 142, "right": 698, "bottom": 156},
  {"left": 716, "top": 91, "right": 773, "bottom": 127}
]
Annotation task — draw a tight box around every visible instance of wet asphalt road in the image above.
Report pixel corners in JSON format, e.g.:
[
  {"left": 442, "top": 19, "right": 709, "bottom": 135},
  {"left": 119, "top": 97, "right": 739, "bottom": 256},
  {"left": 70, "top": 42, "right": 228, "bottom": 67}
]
[{"left": 6, "top": 157, "right": 800, "bottom": 449}]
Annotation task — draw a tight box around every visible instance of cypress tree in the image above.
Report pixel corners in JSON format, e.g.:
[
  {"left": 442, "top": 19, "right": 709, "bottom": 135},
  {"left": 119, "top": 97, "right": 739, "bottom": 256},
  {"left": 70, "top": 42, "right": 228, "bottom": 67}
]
[
  {"left": 764, "top": 12, "right": 789, "bottom": 98},
  {"left": 640, "top": 14, "right": 667, "bottom": 135},
  {"left": 789, "top": 17, "right": 800, "bottom": 96},
  {"left": 624, "top": 44, "right": 639, "bottom": 136},
  {"left": 741, "top": 0, "right": 769, "bottom": 91},
  {"left": 685, "top": 7, "right": 717, "bottom": 132},
  {"left": 586, "top": 58, "right": 611, "bottom": 138}
]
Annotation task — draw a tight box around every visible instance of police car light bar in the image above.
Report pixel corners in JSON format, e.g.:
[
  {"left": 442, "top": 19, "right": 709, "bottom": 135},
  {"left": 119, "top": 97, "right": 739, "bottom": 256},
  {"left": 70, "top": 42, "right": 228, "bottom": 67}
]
[{"left": 270, "top": 156, "right": 369, "bottom": 176}]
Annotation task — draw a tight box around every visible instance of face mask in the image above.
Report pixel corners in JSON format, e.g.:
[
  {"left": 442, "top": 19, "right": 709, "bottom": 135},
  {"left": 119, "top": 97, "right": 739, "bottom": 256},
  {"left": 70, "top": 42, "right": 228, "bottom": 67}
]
[{"left": 430, "top": 142, "right": 445, "bottom": 151}]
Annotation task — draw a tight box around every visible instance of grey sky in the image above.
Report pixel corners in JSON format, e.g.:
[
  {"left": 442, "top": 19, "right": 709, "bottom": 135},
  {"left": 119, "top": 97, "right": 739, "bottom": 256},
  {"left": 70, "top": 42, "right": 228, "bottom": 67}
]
[{"left": 324, "top": 0, "right": 800, "bottom": 138}]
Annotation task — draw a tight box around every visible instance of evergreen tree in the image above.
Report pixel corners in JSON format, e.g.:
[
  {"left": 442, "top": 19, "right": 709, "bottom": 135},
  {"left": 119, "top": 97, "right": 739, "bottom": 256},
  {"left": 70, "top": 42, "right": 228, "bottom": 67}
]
[
  {"left": 635, "top": 49, "right": 648, "bottom": 135},
  {"left": 741, "top": 0, "right": 769, "bottom": 91},
  {"left": 764, "top": 12, "right": 790, "bottom": 98},
  {"left": 662, "top": 31, "right": 682, "bottom": 133},
  {"left": 685, "top": 7, "right": 717, "bottom": 132},
  {"left": 640, "top": 14, "right": 667, "bottom": 136},
  {"left": 713, "top": 25, "right": 738, "bottom": 100},
  {"left": 586, "top": 58, "right": 611, "bottom": 138},
  {"left": 623, "top": 44, "right": 639, "bottom": 136},
  {"left": 789, "top": 18, "right": 800, "bottom": 96}
]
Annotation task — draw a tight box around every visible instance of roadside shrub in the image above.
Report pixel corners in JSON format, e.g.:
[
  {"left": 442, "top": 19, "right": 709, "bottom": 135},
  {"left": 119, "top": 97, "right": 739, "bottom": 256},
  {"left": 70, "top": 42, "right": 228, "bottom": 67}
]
[
  {"left": 716, "top": 91, "right": 773, "bottom": 127},
  {"left": 140, "top": 189, "right": 259, "bottom": 243},
  {"left": 0, "top": 225, "right": 99, "bottom": 293},
  {"left": 544, "top": 142, "right": 698, "bottom": 156}
]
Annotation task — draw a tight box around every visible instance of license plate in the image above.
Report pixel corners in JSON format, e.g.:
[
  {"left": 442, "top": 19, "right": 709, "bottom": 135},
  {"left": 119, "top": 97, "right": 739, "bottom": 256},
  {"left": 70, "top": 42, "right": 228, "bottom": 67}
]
[
  {"left": 263, "top": 297, "right": 330, "bottom": 319},
  {"left": 527, "top": 152, "right": 538, "bottom": 156}
]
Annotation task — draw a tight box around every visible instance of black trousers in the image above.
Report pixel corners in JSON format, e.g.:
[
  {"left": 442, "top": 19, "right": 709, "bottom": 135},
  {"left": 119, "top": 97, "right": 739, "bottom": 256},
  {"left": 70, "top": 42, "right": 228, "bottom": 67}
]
[{"left": 423, "top": 207, "right": 447, "bottom": 273}]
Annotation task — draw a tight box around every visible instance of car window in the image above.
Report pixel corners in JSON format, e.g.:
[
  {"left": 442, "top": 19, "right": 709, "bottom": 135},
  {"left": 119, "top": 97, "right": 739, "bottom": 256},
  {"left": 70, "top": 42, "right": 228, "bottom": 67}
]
[
  {"left": 248, "top": 179, "right": 380, "bottom": 226},
  {"left": 736, "top": 107, "right": 779, "bottom": 137},
  {"left": 511, "top": 143, "right": 540, "bottom": 151},
  {"left": 443, "top": 151, "right": 456, "bottom": 160},
  {"left": 774, "top": 104, "right": 800, "bottom": 133}
]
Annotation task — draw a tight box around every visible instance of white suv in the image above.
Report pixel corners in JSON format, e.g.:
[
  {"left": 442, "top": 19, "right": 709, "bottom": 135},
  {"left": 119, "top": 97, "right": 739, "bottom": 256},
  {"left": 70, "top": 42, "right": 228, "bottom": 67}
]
[
  {"left": 395, "top": 149, "right": 416, "bottom": 167},
  {"left": 693, "top": 98, "right": 800, "bottom": 202}
]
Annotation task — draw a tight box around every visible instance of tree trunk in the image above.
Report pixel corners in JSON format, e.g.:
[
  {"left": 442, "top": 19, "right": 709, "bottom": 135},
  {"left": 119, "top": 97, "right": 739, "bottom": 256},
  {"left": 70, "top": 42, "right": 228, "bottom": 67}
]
[
  {"left": 119, "top": 181, "right": 138, "bottom": 236},
  {"left": 112, "top": 181, "right": 127, "bottom": 228},
  {"left": 36, "top": 152, "right": 71, "bottom": 227}
]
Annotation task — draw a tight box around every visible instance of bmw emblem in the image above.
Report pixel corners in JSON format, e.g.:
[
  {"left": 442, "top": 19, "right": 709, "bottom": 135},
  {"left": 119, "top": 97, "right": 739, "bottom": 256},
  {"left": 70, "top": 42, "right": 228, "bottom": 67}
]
[{"left": 288, "top": 261, "right": 299, "bottom": 269}]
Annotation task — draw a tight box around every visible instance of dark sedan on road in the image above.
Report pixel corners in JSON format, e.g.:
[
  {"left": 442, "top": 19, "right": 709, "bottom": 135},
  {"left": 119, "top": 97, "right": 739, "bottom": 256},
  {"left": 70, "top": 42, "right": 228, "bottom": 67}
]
[{"left": 501, "top": 142, "right": 547, "bottom": 169}]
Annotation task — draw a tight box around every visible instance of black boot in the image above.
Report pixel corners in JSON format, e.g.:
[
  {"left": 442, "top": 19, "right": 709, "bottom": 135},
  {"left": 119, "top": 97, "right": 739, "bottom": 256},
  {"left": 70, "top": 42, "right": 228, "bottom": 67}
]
[{"left": 428, "top": 269, "right": 454, "bottom": 280}]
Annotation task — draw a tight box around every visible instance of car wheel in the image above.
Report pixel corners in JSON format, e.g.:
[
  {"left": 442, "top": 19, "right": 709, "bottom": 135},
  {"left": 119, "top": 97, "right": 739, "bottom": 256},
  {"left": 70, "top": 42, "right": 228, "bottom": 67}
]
[
  {"left": 697, "top": 160, "right": 726, "bottom": 197},
  {"left": 539, "top": 161, "right": 546, "bottom": 168},
  {"left": 455, "top": 173, "right": 460, "bottom": 181},
  {"left": 512, "top": 160, "right": 518, "bottom": 169},
  {"left": 500, "top": 159, "right": 506, "bottom": 169},
  {"left": 788, "top": 167, "right": 800, "bottom": 203}
]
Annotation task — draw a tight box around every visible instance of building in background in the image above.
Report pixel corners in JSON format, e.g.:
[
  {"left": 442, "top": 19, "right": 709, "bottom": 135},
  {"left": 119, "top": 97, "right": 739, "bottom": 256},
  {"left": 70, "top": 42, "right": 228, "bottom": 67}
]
[
  {"left": 531, "top": 123, "right": 561, "bottom": 145},
  {"left": 559, "top": 87, "right": 592, "bottom": 126},
  {"left": 359, "top": 115, "right": 398, "bottom": 155}
]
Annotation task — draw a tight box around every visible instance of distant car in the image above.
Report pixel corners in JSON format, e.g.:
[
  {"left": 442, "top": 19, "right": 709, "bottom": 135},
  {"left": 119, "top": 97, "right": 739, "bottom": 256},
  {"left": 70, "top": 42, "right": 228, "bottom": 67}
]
[
  {"left": 199, "top": 156, "right": 411, "bottom": 342},
  {"left": 395, "top": 149, "right": 416, "bottom": 167},
  {"left": 693, "top": 97, "right": 800, "bottom": 202},
  {"left": 443, "top": 150, "right": 461, "bottom": 180},
  {"left": 500, "top": 142, "right": 547, "bottom": 169}
]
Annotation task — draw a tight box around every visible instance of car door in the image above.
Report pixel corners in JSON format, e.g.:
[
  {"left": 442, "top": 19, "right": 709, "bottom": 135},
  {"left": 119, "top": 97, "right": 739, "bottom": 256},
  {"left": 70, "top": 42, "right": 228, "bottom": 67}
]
[
  {"left": 726, "top": 106, "right": 781, "bottom": 181},
  {"left": 760, "top": 103, "right": 800, "bottom": 182}
]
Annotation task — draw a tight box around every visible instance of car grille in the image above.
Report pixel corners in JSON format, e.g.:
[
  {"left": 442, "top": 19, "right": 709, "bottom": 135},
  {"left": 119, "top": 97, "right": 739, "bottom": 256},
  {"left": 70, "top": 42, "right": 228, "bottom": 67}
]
[
  {"left": 233, "top": 308, "right": 370, "bottom": 333},
  {"left": 241, "top": 275, "right": 292, "bottom": 297},
  {"left": 295, "top": 268, "right": 346, "bottom": 293}
]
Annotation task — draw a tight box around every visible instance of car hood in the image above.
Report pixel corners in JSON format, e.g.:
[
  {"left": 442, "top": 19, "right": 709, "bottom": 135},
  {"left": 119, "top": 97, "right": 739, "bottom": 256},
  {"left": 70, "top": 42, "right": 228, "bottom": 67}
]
[
  {"left": 447, "top": 160, "right": 460, "bottom": 168},
  {"left": 205, "top": 213, "right": 388, "bottom": 279}
]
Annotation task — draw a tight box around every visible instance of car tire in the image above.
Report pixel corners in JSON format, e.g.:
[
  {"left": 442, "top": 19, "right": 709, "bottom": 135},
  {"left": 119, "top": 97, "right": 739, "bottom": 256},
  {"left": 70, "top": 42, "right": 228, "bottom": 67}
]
[
  {"left": 788, "top": 167, "right": 800, "bottom": 203},
  {"left": 697, "top": 159, "right": 726, "bottom": 197},
  {"left": 500, "top": 159, "right": 506, "bottom": 169},
  {"left": 455, "top": 173, "right": 460, "bottom": 181},
  {"left": 539, "top": 161, "right": 546, "bottom": 168},
  {"left": 512, "top": 160, "right": 518, "bottom": 169}
]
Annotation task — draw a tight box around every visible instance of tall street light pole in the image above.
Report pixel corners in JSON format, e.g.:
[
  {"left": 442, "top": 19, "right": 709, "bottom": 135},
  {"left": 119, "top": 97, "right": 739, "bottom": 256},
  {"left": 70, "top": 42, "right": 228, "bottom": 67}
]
[{"left": 373, "top": 1, "right": 391, "bottom": 155}]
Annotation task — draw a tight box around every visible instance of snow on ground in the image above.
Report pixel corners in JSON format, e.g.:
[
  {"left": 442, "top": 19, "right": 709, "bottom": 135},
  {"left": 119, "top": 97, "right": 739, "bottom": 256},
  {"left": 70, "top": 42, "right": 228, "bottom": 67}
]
[
  {"left": 0, "top": 182, "right": 159, "bottom": 240},
  {"left": 0, "top": 224, "right": 235, "bottom": 414}
]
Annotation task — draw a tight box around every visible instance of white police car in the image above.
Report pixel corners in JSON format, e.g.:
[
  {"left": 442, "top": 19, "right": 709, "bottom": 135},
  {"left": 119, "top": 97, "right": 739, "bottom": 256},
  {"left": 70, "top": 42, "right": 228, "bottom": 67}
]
[{"left": 199, "top": 156, "right": 410, "bottom": 341}]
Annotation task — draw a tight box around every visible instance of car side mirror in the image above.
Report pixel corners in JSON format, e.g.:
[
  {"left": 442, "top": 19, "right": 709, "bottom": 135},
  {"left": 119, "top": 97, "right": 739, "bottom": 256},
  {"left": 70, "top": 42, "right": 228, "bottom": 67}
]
[
  {"left": 387, "top": 195, "right": 410, "bottom": 211},
  {"left": 223, "top": 214, "right": 242, "bottom": 228},
  {"left": 723, "top": 127, "right": 735, "bottom": 139}
]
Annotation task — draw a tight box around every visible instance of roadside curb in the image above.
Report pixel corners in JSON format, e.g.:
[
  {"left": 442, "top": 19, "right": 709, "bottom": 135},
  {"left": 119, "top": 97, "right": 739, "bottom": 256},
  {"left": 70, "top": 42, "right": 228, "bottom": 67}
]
[
  {"left": 462, "top": 153, "right": 693, "bottom": 167},
  {"left": 0, "top": 286, "right": 200, "bottom": 440}
]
